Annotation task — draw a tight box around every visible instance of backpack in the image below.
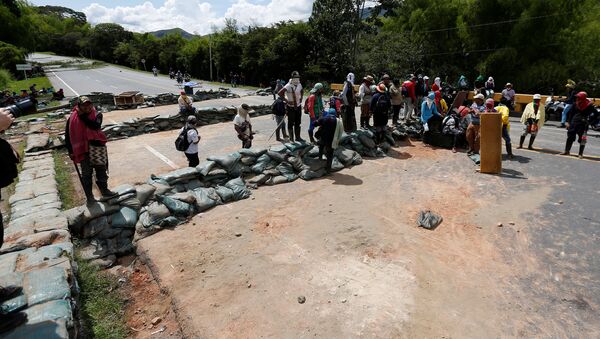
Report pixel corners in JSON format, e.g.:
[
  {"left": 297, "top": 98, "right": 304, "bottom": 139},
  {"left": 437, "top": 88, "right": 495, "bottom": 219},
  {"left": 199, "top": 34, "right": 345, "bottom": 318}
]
[
  {"left": 0, "top": 139, "right": 20, "bottom": 188},
  {"left": 175, "top": 127, "right": 197, "bottom": 152},
  {"left": 376, "top": 93, "right": 391, "bottom": 111},
  {"left": 271, "top": 99, "right": 286, "bottom": 116},
  {"left": 303, "top": 97, "right": 310, "bottom": 114},
  {"left": 401, "top": 84, "right": 409, "bottom": 97}
]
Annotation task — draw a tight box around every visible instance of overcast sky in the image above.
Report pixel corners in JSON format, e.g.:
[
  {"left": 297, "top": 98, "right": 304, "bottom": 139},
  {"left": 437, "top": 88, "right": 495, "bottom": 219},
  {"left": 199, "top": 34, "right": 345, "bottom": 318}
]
[{"left": 29, "top": 0, "right": 317, "bottom": 35}]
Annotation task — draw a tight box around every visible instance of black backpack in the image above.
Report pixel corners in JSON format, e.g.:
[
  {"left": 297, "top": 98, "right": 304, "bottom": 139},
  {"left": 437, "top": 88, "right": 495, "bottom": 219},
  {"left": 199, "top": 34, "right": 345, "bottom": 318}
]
[
  {"left": 175, "top": 127, "right": 197, "bottom": 152},
  {"left": 376, "top": 93, "right": 391, "bottom": 111},
  {"left": 0, "top": 139, "right": 20, "bottom": 188}
]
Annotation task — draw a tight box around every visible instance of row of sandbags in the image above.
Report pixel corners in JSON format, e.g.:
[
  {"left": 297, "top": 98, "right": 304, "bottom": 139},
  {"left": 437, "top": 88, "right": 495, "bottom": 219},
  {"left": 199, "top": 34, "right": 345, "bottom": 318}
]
[{"left": 67, "top": 125, "right": 411, "bottom": 267}]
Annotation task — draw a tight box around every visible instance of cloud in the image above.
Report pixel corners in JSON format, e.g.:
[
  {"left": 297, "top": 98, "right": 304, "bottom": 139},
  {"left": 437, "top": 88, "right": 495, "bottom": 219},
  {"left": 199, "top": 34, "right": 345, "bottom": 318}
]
[{"left": 83, "top": 0, "right": 315, "bottom": 35}]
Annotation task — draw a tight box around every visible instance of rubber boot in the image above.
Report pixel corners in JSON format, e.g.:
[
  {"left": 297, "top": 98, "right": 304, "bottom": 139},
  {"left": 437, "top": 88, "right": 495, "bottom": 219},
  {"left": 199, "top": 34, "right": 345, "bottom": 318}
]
[
  {"left": 528, "top": 135, "right": 536, "bottom": 150},
  {"left": 82, "top": 178, "right": 96, "bottom": 204},
  {"left": 578, "top": 144, "right": 585, "bottom": 159},
  {"left": 517, "top": 135, "right": 526, "bottom": 149},
  {"left": 97, "top": 181, "right": 118, "bottom": 200},
  {"left": 295, "top": 125, "right": 305, "bottom": 142},
  {"left": 276, "top": 129, "right": 282, "bottom": 142},
  {"left": 288, "top": 127, "right": 295, "bottom": 142},
  {"left": 506, "top": 143, "right": 514, "bottom": 159},
  {"left": 282, "top": 129, "right": 289, "bottom": 139},
  {"left": 560, "top": 140, "right": 573, "bottom": 155},
  {"left": 308, "top": 130, "right": 315, "bottom": 144}
]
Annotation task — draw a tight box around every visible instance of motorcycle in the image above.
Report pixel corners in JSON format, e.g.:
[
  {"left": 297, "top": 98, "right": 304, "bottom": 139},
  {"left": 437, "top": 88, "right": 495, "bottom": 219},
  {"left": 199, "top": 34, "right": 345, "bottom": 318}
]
[{"left": 169, "top": 71, "right": 175, "bottom": 79}]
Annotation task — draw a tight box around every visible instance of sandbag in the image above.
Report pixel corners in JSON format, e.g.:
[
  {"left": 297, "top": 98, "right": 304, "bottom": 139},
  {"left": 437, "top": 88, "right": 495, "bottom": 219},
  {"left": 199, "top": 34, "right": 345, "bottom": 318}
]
[
  {"left": 158, "top": 216, "right": 181, "bottom": 228},
  {"left": 147, "top": 180, "right": 172, "bottom": 196},
  {"left": 238, "top": 148, "right": 267, "bottom": 157},
  {"left": 184, "top": 179, "right": 204, "bottom": 191},
  {"left": 298, "top": 168, "right": 327, "bottom": 180},
  {"left": 380, "top": 142, "right": 391, "bottom": 153},
  {"left": 240, "top": 156, "right": 257, "bottom": 166},
  {"left": 267, "top": 150, "right": 287, "bottom": 163},
  {"left": 331, "top": 157, "right": 345, "bottom": 172},
  {"left": 302, "top": 156, "right": 326, "bottom": 172},
  {"left": 385, "top": 131, "right": 396, "bottom": 145},
  {"left": 251, "top": 154, "right": 272, "bottom": 174},
  {"left": 334, "top": 147, "right": 356, "bottom": 166},
  {"left": 266, "top": 175, "right": 289, "bottom": 185},
  {"left": 207, "top": 153, "right": 241, "bottom": 172},
  {"left": 196, "top": 161, "right": 216, "bottom": 177},
  {"left": 109, "top": 207, "right": 138, "bottom": 228},
  {"left": 192, "top": 187, "right": 221, "bottom": 212},
  {"left": 358, "top": 133, "right": 376, "bottom": 149},
  {"left": 284, "top": 142, "right": 309, "bottom": 153},
  {"left": 276, "top": 162, "right": 297, "bottom": 181},
  {"left": 135, "top": 184, "right": 156, "bottom": 205},
  {"left": 158, "top": 167, "right": 198, "bottom": 185},
  {"left": 215, "top": 185, "right": 235, "bottom": 203},
  {"left": 286, "top": 156, "right": 306, "bottom": 172},
  {"left": 247, "top": 174, "right": 270, "bottom": 186},
  {"left": 224, "top": 177, "right": 252, "bottom": 201},
  {"left": 169, "top": 191, "right": 197, "bottom": 204},
  {"left": 144, "top": 202, "right": 171, "bottom": 225},
  {"left": 156, "top": 194, "right": 194, "bottom": 217},
  {"left": 270, "top": 144, "right": 289, "bottom": 153}
]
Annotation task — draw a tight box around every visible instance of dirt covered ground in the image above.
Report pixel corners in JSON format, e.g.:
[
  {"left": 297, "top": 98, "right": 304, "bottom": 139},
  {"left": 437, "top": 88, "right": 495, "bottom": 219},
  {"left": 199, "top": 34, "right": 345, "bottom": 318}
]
[{"left": 132, "top": 136, "right": 599, "bottom": 338}]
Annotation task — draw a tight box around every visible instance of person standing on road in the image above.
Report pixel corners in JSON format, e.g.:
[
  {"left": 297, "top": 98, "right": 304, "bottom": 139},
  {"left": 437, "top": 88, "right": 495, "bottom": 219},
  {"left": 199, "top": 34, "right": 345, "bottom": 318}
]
[
  {"left": 560, "top": 91, "right": 594, "bottom": 159},
  {"left": 271, "top": 96, "right": 288, "bottom": 141},
  {"left": 234, "top": 104, "right": 253, "bottom": 148},
  {"left": 306, "top": 83, "right": 324, "bottom": 144},
  {"left": 402, "top": 75, "right": 417, "bottom": 121},
  {"left": 389, "top": 79, "right": 403, "bottom": 125},
  {"left": 466, "top": 93, "right": 485, "bottom": 155},
  {"left": 341, "top": 72, "right": 357, "bottom": 133},
  {"left": 65, "top": 96, "right": 117, "bottom": 204},
  {"left": 370, "top": 84, "right": 391, "bottom": 145},
  {"left": 560, "top": 80, "right": 576, "bottom": 128},
  {"left": 178, "top": 91, "right": 196, "bottom": 115},
  {"left": 518, "top": 94, "right": 545, "bottom": 150},
  {"left": 358, "top": 75, "right": 374, "bottom": 128},
  {"left": 180, "top": 115, "right": 200, "bottom": 167},
  {"left": 274, "top": 79, "right": 283, "bottom": 101},
  {"left": 278, "top": 71, "right": 304, "bottom": 142},
  {"left": 495, "top": 103, "right": 514, "bottom": 159}
]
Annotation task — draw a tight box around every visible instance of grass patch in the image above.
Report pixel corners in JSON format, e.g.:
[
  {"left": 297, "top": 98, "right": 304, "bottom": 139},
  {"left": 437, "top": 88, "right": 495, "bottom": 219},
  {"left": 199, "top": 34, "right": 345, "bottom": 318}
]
[
  {"left": 53, "top": 150, "right": 83, "bottom": 210},
  {"left": 5, "top": 76, "right": 53, "bottom": 94},
  {"left": 75, "top": 256, "right": 129, "bottom": 339}
]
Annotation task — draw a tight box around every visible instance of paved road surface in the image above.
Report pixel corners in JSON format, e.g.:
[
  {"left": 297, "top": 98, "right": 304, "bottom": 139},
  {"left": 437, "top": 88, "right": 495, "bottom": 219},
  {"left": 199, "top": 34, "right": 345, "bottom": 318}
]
[{"left": 28, "top": 53, "right": 257, "bottom": 97}]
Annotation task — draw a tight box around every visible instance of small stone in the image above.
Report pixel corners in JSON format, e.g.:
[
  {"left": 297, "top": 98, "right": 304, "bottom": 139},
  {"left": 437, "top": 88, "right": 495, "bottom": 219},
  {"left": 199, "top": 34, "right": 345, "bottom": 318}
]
[
  {"left": 235, "top": 233, "right": 242, "bottom": 237},
  {"left": 509, "top": 221, "right": 515, "bottom": 225},
  {"left": 180, "top": 268, "right": 184, "bottom": 272},
  {"left": 265, "top": 222, "right": 269, "bottom": 227},
  {"left": 341, "top": 299, "right": 347, "bottom": 303},
  {"left": 298, "top": 296, "right": 306, "bottom": 304},
  {"left": 247, "top": 283, "right": 252, "bottom": 288},
  {"left": 151, "top": 317, "right": 162, "bottom": 325},
  {"left": 201, "top": 270, "right": 206, "bottom": 273},
  {"left": 497, "top": 222, "right": 503, "bottom": 227},
  {"left": 558, "top": 200, "right": 564, "bottom": 205},
  {"left": 235, "top": 216, "right": 239, "bottom": 219}
]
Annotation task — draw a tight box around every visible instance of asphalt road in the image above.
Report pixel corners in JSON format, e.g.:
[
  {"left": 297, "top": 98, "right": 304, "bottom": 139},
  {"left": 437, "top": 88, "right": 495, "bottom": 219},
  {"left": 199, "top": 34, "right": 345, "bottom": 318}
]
[{"left": 28, "top": 53, "right": 256, "bottom": 97}]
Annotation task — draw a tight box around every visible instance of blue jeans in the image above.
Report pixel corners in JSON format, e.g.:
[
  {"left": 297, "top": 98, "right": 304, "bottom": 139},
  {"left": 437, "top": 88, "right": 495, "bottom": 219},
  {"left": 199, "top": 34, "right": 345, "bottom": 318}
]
[
  {"left": 561, "top": 104, "right": 572, "bottom": 124},
  {"left": 502, "top": 125, "right": 511, "bottom": 146}
]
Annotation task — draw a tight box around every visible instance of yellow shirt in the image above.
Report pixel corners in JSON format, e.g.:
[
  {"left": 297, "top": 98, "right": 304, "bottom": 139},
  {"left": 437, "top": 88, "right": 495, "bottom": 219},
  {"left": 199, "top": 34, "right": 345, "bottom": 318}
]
[{"left": 496, "top": 105, "right": 510, "bottom": 129}]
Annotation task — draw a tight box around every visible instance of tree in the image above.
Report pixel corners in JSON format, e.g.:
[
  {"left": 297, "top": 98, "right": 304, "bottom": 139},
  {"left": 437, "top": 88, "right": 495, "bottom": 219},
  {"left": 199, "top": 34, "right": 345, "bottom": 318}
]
[
  {"left": 86, "top": 23, "right": 133, "bottom": 62},
  {"left": 0, "top": 41, "right": 25, "bottom": 72}
]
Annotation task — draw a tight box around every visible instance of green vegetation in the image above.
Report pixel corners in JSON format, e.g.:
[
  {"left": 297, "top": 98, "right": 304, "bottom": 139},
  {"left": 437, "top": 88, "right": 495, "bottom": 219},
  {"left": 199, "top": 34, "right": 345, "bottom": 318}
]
[
  {"left": 1, "top": 0, "right": 599, "bottom": 95},
  {"left": 0, "top": 69, "right": 13, "bottom": 89},
  {"left": 75, "top": 256, "right": 128, "bottom": 339},
  {"left": 53, "top": 150, "right": 82, "bottom": 210},
  {"left": 5, "top": 75, "right": 52, "bottom": 94}
]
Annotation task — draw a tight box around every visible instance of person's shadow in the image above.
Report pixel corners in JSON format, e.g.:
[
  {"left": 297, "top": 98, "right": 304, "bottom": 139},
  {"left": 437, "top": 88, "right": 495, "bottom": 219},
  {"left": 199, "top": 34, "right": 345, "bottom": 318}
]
[
  {"left": 503, "top": 154, "right": 531, "bottom": 164},
  {"left": 386, "top": 148, "right": 413, "bottom": 160},
  {"left": 326, "top": 172, "right": 363, "bottom": 186}
]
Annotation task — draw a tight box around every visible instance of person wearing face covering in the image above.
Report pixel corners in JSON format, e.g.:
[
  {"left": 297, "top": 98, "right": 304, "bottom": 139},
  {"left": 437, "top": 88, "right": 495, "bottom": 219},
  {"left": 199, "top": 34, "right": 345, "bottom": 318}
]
[
  {"left": 306, "top": 83, "right": 324, "bottom": 143},
  {"left": 518, "top": 94, "right": 545, "bottom": 150},
  {"left": 314, "top": 108, "right": 341, "bottom": 174},
  {"left": 234, "top": 104, "right": 253, "bottom": 148},
  {"left": 65, "top": 96, "right": 117, "bottom": 204},
  {"left": 370, "top": 84, "right": 392, "bottom": 145},
  {"left": 560, "top": 91, "right": 594, "bottom": 159},
  {"left": 431, "top": 77, "right": 442, "bottom": 92},
  {"left": 341, "top": 72, "right": 357, "bottom": 133},
  {"left": 421, "top": 92, "right": 442, "bottom": 137},
  {"left": 278, "top": 71, "right": 304, "bottom": 142},
  {"left": 434, "top": 90, "right": 448, "bottom": 115}
]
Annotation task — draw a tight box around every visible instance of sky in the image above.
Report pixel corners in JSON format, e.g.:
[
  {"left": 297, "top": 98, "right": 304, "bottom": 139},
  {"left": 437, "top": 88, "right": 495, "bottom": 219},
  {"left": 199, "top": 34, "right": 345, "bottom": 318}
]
[{"left": 29, "top": 0, "right": 317, "bottom": 35}]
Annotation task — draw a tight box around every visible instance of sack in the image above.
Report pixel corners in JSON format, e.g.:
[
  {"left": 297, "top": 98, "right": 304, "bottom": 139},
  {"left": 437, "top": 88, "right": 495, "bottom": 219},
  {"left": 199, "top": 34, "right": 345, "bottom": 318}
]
[
  {"left": 423, "top": 123, "right": 429, "bottom": 132},
  {"left": 175, "top": 127, "right": 196, "bottom": 152},
  {"left": 89, "top": 144, "right": 108, "bottom": 166},
  {"left": 531, "top": 124, "right": 539, "bottom": 133},
  {"left": 0, "top": 138, "right": 20, "bottom": 188}
]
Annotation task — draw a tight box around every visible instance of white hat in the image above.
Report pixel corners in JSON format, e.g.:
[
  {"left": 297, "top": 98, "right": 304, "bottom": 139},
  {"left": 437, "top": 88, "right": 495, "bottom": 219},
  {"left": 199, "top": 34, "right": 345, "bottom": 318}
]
[
  {"left": 474, "top": 93, "right": 485, "bottom": 100},
  {"left": 423, "top": 76, "right": 429, "bottom": 80},
  {"left": 533, "top": 94, "right": 541, "bottom": 100}
]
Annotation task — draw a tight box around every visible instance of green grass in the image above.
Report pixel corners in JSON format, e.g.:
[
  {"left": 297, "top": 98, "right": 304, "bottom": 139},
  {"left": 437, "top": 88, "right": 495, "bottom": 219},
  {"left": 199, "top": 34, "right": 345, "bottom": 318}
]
[
  {"left": 75, "top": 256, "right": 129, "bottom": 339},
  {"left": 53, "top": 150, "right": 83, "bottom": 210},
  {"left": 5, "top": 76, "right": 53, "bottom": 94}
]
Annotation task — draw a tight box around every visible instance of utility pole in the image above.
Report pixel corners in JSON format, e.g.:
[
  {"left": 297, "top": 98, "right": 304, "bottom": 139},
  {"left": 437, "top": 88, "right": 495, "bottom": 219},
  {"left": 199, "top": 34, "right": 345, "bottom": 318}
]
[{"left": 209, "top": 35, "right": 213, "bottom": 81}]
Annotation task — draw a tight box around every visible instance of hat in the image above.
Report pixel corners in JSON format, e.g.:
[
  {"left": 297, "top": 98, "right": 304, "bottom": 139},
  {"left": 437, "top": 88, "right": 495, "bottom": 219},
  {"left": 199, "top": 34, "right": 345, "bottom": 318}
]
[
  {"left": 291, "top": 71, "right": 300, "bottom": 78},
  {"left": 423, "top": 76, "right": 429, "bottom": 80},
  {"left": 310, "top": 82, "right": 323, "bottom": 94},
  {"left": 485, "top": 98, "right": 495, "bottom": 107},
  {"left": 474, "top": 93, "right": 485, "bottom": 100},
  {"left": 79, "top": 96, "right": 92, "bottom": 104},
  {"left": 180, "top": 91, "right": 186, "bottom": 95},
  {"left": 505, "top": 82, "right": 512, "bottom": 87},
  {"left": 364, "top": 75, "right": 374, "bottom": 82},
  {"left": 187, "top": 115, "right": 197, "bottom": 124},
  {"left": 575, "top": 91, "right": 588, "bottom": 100},
  {"left": 533, "top": 94, "right": 541, "bottom": 100},
  {"left": 370, "top": 85, "right": 377, "bottom": 92},
  {"left": 241, "top": 103, "right": 250, "bottom": 110},
  {"left": 376, "top": 84, "right": 386, "bottom": 93}
]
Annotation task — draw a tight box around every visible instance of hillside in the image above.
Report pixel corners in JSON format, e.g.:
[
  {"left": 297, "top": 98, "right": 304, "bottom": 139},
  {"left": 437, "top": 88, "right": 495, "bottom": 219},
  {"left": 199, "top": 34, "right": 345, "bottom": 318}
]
[{"left": 148, "top": 28, "right": 195, "bottom": 39}]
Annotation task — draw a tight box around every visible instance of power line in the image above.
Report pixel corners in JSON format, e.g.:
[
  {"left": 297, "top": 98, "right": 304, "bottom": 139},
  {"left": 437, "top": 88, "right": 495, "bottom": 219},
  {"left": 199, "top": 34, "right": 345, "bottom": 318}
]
[{"left": 416, "top": 13, "right": 561, "bottom": 34}]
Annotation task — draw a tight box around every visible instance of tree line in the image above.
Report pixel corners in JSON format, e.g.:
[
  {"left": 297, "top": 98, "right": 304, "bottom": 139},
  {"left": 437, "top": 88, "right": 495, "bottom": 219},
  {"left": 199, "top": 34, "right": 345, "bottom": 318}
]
[{"left": 1, "top": 0, "right": 599, "bottom": 96}]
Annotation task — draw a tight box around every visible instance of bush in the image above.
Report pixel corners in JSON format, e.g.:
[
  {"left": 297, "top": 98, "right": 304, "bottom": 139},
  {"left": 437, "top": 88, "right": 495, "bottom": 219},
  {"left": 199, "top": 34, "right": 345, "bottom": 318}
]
[
  {"left": 0, "top": 69, "right": 13, "bottom": 89},
  {"left": 0, "top": 41, "right": 25, "bottom": 71}
]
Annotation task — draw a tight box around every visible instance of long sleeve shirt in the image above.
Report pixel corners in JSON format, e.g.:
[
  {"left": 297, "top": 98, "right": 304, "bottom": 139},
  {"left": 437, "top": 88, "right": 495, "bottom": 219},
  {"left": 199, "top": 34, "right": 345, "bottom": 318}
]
[{"left": 520, "top": 103, "right": 545, "bottom": 128}]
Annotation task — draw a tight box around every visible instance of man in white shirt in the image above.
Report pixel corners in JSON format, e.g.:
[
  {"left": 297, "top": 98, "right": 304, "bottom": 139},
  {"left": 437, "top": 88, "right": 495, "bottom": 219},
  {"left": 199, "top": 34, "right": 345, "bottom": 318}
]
[
  {"left": 278, "top": 71, "right": 304, "bottom": 142},
  {"left": 181, "top": 115, "right": 200, "bottom": 167},
  {"left": 178, "top": 91, "right": 196, "bottom": 114},
  {"left": 234, "top": 104, "right": 253, "bottom": 148}
]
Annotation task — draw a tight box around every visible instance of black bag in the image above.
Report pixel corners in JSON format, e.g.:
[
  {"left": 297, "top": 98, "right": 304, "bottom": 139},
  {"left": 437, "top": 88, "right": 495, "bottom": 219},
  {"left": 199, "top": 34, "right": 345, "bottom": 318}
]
[
  {"left": 175, "top": 127, "right": 197, "bottom": 152},
  {"left": 0, "top": 138, "right": 20, "bottom": 188}
]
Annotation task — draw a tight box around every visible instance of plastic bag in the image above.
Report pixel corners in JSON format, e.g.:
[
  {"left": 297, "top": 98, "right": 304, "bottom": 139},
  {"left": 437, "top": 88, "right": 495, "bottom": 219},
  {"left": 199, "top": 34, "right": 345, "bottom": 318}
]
[
  {"left": 417, "top": 210, "right": 443, "bottom": 230},
  {"left": 423, "top": 122, "right": 429, "bottom": 132}
]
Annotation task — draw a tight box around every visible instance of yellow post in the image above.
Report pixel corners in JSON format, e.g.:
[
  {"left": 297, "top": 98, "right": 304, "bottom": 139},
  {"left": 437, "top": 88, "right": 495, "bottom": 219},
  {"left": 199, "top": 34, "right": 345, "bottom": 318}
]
[{"left": 480, "top": 113, "right": 502, "bottom": 174}]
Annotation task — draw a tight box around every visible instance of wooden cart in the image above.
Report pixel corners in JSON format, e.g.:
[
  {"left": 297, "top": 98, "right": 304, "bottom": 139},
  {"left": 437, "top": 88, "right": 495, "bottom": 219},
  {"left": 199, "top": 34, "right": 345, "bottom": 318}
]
[{"left": 114, "top": 91, "right": 144, "bottom": 109}]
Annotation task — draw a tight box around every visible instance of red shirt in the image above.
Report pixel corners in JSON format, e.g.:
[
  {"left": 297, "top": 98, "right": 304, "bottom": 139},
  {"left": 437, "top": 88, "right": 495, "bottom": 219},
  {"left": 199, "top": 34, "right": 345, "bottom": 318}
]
[{"left": 402, "top": 80, "right": 416, "bottom": 102}]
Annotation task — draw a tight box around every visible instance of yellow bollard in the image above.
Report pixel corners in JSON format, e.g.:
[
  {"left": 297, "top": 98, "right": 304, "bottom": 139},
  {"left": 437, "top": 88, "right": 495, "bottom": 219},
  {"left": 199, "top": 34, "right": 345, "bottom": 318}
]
[{"left": 480, "top": 113, "right": 502, "bottom": 174}]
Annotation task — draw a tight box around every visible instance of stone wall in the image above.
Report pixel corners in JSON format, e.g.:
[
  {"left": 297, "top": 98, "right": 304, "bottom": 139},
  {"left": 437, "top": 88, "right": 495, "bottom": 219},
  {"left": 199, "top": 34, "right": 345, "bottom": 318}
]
[{"left": 0, "top": 149, "right": 77, "bottom": 338}]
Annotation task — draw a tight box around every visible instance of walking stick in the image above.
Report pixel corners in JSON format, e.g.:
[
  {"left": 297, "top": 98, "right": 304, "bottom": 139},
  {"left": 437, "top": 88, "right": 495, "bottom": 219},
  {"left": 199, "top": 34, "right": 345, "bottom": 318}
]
[{"left": 267, "top": 115, "right": 287, "bottom": 142}]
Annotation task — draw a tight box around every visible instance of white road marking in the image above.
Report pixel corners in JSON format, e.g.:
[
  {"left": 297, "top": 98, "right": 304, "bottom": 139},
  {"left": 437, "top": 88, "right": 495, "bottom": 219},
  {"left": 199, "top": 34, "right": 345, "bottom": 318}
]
[
  {"left": 49, "top": 71, "right": 79, "bottom": 96},
  {"left": 144, "top": 145, "right": 178, "bottom": 169}
]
